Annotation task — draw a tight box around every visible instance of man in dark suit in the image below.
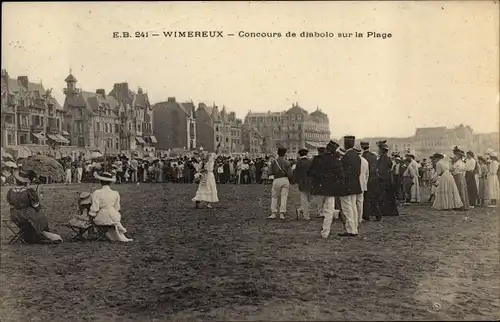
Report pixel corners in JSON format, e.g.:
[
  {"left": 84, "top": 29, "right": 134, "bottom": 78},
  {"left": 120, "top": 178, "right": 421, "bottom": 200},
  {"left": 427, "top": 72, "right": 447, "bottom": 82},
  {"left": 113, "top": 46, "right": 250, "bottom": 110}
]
[
  {"left": 294, "top": 148, "right": 313, "bottom": 220},
  {"left": 376, "top": 141, "right": 399, "bottom": 217},
  {"left": 308, "top": 147, "right": 326, "bottom": 217},
  {"left": 338, "top": 135, "right": 362, "bottom": 236},
  {"left": 361, "top": 141, "right": 381, "bottom": 221},
  {"left": 309, "top": 141, "right": 343, "bottom": 238}
]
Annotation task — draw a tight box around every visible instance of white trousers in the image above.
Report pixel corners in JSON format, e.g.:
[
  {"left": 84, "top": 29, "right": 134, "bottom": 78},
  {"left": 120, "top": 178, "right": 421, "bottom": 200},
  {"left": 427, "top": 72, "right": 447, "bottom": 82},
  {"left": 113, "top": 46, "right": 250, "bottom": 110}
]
[
  {"left": 320, "top": 196, "right": 339, "bottom": 238},
  {"left": 298, "top": 191, "right": 311, "bottom": 219},
  {"left": 355, "top": 193, "right": 364, "bottom": 226},
  {"left": 340, "top": 195, "right": 359, "bottom": 235},
  {"left": 65, "top": 169, "right": 72, "bottom": 184},
  {"left": 77, "top": 167, "right": 83, "bottom": 183},
  {"left": 271, "top": 177, "right": 290, "bottom": 214}
]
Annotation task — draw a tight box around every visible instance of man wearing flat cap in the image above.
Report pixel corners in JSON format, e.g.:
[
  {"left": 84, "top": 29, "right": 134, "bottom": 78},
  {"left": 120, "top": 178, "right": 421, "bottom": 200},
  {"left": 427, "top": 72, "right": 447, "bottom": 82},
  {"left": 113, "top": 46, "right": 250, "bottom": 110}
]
[
  {"left": 361, "top": 141, "right": 381, "bottom": 220},
  {"left": 294, "top": 148, "right": 312, "bottom": 220},
  {"left": 268, "top": 147, "right": 292, "bottom": 219},
  {"left": 337, "top": 135, "right": 362, "bottom": 237},
  {"left": 308, "top": 141, "right": 343, "bottom": 238}
]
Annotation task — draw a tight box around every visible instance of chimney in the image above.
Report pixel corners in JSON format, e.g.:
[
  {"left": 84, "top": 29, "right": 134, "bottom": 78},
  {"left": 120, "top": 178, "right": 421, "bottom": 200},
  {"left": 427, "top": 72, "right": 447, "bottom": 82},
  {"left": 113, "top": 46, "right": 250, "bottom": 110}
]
[
  {"left": 198, "top": 102, "right": 206, "bottom": 109},
  {"left": 18, "top": 76, "right": 29, "bottom": 89},
  {"left": 96, "top": 89, "right": 106, "bottom": 97}
]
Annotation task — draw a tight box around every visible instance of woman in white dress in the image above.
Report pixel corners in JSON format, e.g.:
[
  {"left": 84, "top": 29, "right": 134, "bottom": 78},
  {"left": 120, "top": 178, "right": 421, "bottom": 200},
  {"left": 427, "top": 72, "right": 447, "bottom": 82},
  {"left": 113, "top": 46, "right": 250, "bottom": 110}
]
[
  {"left": 193, "top": 142, "right": 221, "bottom": 209},
  {"left": 431, "top": 153, "right": 464, "bottom": 210},
  {"left": 89, "top": 171, "right": 133, "bottom": 242},
  {"left": 485, "top": 152, "right": 500, "bottom": 207}
]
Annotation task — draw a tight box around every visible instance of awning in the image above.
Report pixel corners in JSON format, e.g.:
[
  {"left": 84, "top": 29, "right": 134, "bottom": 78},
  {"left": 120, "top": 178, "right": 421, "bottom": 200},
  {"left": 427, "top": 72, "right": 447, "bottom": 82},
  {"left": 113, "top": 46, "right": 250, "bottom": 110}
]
[
  {"left": 55, "top": 134, "right": 70, "bottom": 144},
  {"left": 32, "top": 132, "right": 46, "bottom": 140},
  {"left": 47, "top": 134, "right": 60, "bottom": 142},
  {"left": 135, "top": 137, "right": 146, "bottom": 144},
  {"left": 62, "top": 130, "right": 69, "bottom": 136},
  {"left": 150, "top": 135, "right": 158, "bottom": 143}
]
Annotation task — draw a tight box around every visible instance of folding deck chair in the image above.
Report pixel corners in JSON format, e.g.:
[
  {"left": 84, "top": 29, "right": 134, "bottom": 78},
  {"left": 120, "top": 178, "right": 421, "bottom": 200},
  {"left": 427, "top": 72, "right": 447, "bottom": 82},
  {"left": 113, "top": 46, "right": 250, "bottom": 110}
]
[{"left": 2, "top": 219, "right": 27, "bottom": 244}]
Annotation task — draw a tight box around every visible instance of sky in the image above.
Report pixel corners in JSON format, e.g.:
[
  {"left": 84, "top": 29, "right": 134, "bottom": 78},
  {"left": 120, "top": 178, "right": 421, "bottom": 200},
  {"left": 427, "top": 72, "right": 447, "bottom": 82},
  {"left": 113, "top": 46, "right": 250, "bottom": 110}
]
[{"left": 2, "top": 1, "right": 499, "bottom": 138}]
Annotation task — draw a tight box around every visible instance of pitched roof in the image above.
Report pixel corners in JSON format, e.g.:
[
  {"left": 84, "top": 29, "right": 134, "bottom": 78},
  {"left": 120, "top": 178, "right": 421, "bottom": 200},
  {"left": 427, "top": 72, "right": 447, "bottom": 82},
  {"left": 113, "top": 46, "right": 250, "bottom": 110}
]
[
  {"left": 310, "top": 109, "right": 328, "bottom": 119},
  {"left": 286, "top": 103, "right": 308, "bottom": 115},
  {"left": 64, "top": 74, "right": 77, "bottom": 82},
  {"left": 179, "top": 102, "right": 195, "bottom": 116},
  {"left": 77, "top": 91, "right": 120, "bottom": 115}
]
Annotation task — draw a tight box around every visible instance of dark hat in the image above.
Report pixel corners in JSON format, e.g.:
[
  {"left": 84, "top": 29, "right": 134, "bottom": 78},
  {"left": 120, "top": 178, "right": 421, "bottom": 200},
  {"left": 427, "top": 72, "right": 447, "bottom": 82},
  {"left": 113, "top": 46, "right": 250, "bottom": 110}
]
[
  {"left": 466, "top": 151, "right": 475, "bottom": 157},
  {"left": 360, "top": 141, "right": 369, "bottom": 147},
  {"left": 452, "top": 146, "right": 465, "bottom": 157},
  {"left": 317, "top": 147, "right": 326, "bottom": 152},
  {"left": 431, "top": 153, "right": 445, "bottom": 160},
  {"left": 343, "top": 135, "right": 355, "bottom": 146},
  {"left": 477, "top": 155, "right": 486, "bottom": 162},
  {"left": 326, "top": 140, "right": 339, "bottom": 152},
  {"left": 298, "top": 148, "right": 308, "bottom": 156},
  {"left": 378, "top": 142, "right": 389, "bottom": 151},
  {"left": 277, "top": 147, "right": 287, "bottom": 154},
  {"left": 376, "top": 140, "right": 387, "bottom": 147},
  {"left": 13, "top": 169, "right": 32, "bottom": 184}
]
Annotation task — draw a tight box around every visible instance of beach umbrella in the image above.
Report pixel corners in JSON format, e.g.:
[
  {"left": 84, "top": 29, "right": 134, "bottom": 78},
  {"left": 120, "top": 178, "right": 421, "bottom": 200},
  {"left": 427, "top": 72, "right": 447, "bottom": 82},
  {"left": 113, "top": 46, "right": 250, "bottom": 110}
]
[{"left": 21, "top": 155, "right": 65, "bottom": 182}]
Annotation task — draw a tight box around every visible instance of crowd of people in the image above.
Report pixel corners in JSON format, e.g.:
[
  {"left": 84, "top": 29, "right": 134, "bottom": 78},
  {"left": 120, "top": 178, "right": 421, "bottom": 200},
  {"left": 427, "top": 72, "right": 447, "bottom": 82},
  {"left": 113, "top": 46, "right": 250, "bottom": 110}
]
[{"left": 3, "top": 137, "right": 499, "bottom": 244}]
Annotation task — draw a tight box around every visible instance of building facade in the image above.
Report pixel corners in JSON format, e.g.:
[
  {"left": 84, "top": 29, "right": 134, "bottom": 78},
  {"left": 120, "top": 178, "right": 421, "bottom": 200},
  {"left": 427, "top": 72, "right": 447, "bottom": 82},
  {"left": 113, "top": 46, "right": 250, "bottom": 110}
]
[
  {"left": 245, "top": 103, "right": 331, "bottom": 155},
  {"left": 152, "top": 97, "right": 196, "bottom": 151},
  {"left": 1, "top": 70, "right": 70, "bottom": 157},
  {"left": 62, "top": 73, "right": 155, "bottom": 156},
  {"left": 356, "top": 125, "right": 499, "bottom": 158}
]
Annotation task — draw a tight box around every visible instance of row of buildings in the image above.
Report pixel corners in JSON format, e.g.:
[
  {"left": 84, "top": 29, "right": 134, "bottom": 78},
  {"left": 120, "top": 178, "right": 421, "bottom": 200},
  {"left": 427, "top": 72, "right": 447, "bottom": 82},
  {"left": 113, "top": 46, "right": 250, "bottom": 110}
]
[
  {"left": 1, "top": 70, "right": 332, "bottom": 159},
  {"left": 1, "top": 70, "right": 497, "bottom": 160}
]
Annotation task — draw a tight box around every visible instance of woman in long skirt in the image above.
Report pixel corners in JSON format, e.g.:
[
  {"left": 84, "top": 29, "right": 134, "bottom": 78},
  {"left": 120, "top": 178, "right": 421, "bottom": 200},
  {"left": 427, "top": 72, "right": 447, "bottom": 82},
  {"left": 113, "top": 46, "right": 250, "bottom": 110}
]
[
  {"left": 193, "top": 142, "right": 221, "bottom": 209},
  {"left": 464, "top": 151, "right": 479, "bottom": 207},
  {"left": 450, "top": 148, "right": 469, "bottom": 210},
  {"left": 432, "top": 153, "right": 464, "bottom": 210},
  {"left": 478, "top": 156, "right": 489, "bottom": 206},
  {"left": 485, "top": 153, "right": 500, "bottom": 207}
]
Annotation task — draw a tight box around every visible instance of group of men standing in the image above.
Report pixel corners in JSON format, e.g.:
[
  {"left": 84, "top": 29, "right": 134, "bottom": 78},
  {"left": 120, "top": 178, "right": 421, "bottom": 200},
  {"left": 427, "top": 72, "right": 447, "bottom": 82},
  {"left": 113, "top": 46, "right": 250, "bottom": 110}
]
[{"left": 268, "top": 135, "right": 399, "bottom": 239}]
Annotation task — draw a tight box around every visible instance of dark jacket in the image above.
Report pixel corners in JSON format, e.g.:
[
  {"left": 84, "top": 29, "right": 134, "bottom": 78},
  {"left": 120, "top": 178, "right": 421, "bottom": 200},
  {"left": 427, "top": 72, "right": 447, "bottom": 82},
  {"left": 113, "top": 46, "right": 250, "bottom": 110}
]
[
  {"left": 269, "top": 157, "right": 291, "bottom": 179},
  {"left": 376, "top": 153, "right": 393, "bottom": 180},
  {"left": 362, "top": 150, "right": 378, "bottom": 179},
  {"left": 339, "top": 149, "right": 362, "bottom": 196},
  {"left": 294, "top": 157, "right": 312, "bottom": 192},
  {"left": 309, "top": 153, "right": 344, "bottom": 197}
]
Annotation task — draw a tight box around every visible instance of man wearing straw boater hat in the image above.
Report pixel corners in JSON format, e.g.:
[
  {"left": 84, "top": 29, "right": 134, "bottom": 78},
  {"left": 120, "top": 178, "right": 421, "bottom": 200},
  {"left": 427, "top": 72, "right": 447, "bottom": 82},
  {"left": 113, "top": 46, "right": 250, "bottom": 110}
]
[{"left": 337, "top": 135, "right": 362, "bottom": 237}]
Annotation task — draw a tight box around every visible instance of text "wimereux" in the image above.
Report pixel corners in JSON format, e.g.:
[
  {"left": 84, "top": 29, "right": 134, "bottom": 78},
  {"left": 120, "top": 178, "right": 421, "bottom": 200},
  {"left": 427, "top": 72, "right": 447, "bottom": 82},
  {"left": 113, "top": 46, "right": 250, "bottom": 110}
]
[{"left": 113, "top": 31, "right": 225, "bottom": 38}]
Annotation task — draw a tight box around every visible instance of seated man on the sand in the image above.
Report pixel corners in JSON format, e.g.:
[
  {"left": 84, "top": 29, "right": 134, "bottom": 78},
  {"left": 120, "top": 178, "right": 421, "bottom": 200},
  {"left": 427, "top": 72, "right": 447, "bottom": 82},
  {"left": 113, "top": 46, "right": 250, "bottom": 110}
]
[
  {"left": 89, "top": 171, "right": 133, "bottom": 242},
  {"left": 6, "top": 169, "right": 63, "bottom": 244}
]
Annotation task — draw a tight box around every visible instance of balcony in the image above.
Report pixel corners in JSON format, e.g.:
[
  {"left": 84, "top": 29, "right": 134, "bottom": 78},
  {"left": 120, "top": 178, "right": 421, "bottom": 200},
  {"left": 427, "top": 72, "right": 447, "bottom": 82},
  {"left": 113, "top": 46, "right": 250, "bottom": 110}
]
[
  {"left": 31, "top": 125, "right": 44, "bottom": 133},
  {"left": 3, "top": 106, "right": 15, "bottom": 114},
  {"left": 17, "top": 106, "right": 30, "bottom": 114},
  {"left": 18, "top": 124, "right": 30, "bottom": 131},
  {"left": 4, "top": 123, "right": 16, "bottom": 130}
]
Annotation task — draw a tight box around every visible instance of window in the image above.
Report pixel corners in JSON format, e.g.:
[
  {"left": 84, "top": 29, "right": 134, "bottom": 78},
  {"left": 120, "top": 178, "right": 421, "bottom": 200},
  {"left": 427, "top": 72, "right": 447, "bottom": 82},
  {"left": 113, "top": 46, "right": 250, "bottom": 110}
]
[
  {"left": 115, "top": 139, "right": 119, "bottom": 149},
  {"left": 225, "top": 137, "right": 229, "bottom": 143},
  {"left": 7, "top": 134, "right": 13, "bottom": 145},
  {"left": 216, "top": 126, "right": 219, "bottom": 132},
  {"left": 115, "top": 124, "right": 119, "bottom": 133},
  {"left": 216, "top": 136, "right": 219, "bottom": 142},
  {"left": 78, "top": 137, "right": 85, "bottom": 147},
  {"left": 96, "top": 122, "right": 100, "bottom": 132}
]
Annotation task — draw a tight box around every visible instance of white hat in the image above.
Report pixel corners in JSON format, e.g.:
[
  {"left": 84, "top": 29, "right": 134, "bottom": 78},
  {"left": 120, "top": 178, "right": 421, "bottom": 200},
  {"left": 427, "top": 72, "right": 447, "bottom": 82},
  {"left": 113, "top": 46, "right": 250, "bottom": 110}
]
[{"left": 94, "top": 171, "right": 116, "bottom": 182}]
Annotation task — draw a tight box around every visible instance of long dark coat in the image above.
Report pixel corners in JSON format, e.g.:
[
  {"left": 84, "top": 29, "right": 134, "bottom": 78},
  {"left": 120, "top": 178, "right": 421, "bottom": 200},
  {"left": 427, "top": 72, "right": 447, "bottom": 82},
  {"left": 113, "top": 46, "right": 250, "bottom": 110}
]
[
  {"left": 339, "top": 149, "right": 362, "bottom": 196},
  {"left": 308, "top": 153, "right": 344, "bottom": 197},
  {"left": 294, "top": 157, "right": 312, "bottom": 192}
]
